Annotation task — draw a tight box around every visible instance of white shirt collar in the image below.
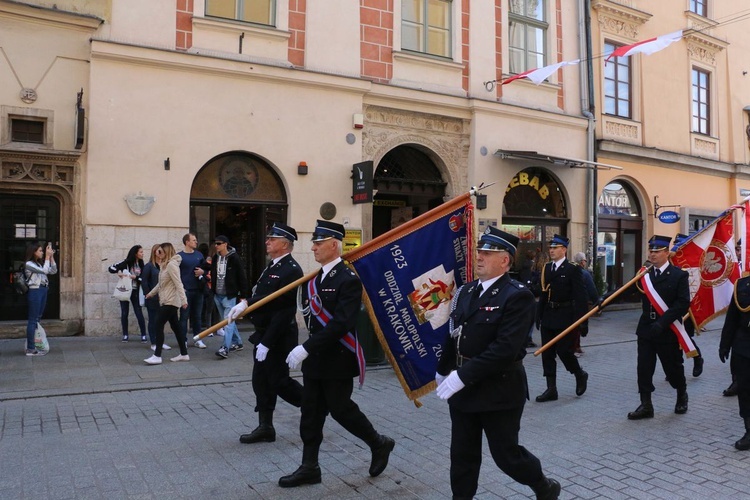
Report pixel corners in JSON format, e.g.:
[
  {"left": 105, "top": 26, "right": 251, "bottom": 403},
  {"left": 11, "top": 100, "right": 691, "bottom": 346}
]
[
  {"left": 321, "top": 257, "right": 342, "bottom": 280},
  {"left": 477, "top": 274, "right": 502, "bottom": 295},
  {"left": 272, "top": 252, "right": 290, "bottom": 266}
]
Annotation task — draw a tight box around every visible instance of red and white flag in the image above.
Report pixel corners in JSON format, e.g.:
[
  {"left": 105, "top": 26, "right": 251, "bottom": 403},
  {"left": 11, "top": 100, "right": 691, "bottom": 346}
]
[
  {"left": 502, "top": 59, "right": 580, "bottom": 85},
  {"left": 605, "top": 30, "right": 683, "bottom": 63},
  {"left": 671, "top": 211, "right": 740, "bottom": 328}
]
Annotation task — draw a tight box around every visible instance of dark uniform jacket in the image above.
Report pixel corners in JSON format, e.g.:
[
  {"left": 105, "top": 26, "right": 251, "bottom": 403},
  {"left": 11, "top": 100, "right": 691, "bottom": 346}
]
[
  {"left": 437, "top": 274, "right": 535, "bottom": 412},
  {"left": 301, "top": 260, "right": 361, "bottom": 380},
  {"left": 537, "top": 259, "right": 588, "bottom": 330},
  {"left": 248, "top": 253, "right": 303, "bottom": 350},
  {"left": 636, "top": 264, "right": 690, "bottom": 342},
  {"left": 720, "top": 276, "right": 750, "bottom": 358}
]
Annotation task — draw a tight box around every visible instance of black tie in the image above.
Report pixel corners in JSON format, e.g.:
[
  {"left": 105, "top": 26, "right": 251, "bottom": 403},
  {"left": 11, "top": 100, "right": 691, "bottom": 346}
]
[
  {"left": 654, "top": 268, "right": 661, "bottom": 278},
  {"left": 470, "top": 283, "right": 483, "bottom": 309}
]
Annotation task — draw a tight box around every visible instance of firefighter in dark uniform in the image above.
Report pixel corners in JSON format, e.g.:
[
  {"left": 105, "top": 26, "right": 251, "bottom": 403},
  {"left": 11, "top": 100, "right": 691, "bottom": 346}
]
[
  {"left": 719, "top": 275, "right": 750, "bottom": 450},
  {"left": 535, "top": 234, "right": 589, "bottom": 402},
  {"left": 436, "top": 227, "right": 561, "bottom": 500},
  {"left": 670, "top": 233, "right": 703, "bottom": 377},
  {"left": 234, "top": 223, "right": 304, "bottom": 444},
  {"left": 278, "top": 220, "right": 395, "bottom": 488},
  {"left": 628, "top": 235, "right": 690, "bottom": 420}
]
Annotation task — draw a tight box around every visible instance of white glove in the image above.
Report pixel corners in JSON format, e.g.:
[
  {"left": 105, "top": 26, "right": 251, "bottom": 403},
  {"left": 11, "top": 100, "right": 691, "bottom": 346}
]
[
  {"left": 227, "top": 300, "right": 246, "bottom": 323},
  {"left": 255, "top": 343, "right": 269, "bottom": 362},
  {"left": 435, "top": 372, "right": 447, "bottom": 386},
  {"left": 286, "top": 345, "right": 309, "bottom": 370},
  {"left": 436, "top": 370, "right": 465, "bottom": 400}
]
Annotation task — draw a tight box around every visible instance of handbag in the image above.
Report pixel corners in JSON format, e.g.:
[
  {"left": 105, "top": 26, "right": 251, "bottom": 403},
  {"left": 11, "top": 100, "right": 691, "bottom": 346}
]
[
  {"left": 35, "top": 322, "right": 50, "bottom": 354},
  {"left": 112, "top": 272, "right": 133, "bottom": 301},
  {"left": 13, "top": 266, "right": 29, "bottom": 295},
  {"left": 138, "top": 286, "right": 145, "bottom": 307}
]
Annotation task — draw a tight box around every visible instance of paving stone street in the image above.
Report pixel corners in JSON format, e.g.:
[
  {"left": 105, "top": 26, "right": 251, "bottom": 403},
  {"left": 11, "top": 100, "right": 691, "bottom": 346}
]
[{"left": 2, "top": 309, "right": 750, "bottom": 499}]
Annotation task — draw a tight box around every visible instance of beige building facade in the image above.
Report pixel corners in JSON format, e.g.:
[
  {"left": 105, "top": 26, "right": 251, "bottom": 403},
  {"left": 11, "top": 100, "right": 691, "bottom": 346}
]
[{"left": 2, "top": 0, "right": 630, "bottom": 336}]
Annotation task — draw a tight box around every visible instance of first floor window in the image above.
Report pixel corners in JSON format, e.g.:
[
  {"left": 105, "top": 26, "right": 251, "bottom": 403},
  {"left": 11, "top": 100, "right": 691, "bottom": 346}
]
[
  {"left": 508, "top": 0, "right": 547, "bottom": 74},
  {"left": 401, "top": 0, "right": 452, "bottom": 58},
  {"left": 205, "top": 0, "right": 274, "bottom": 26},
  {"left": 689, "top": 0, "right": 707, "bottom": 17},
  {"left": 692, "top": 67, "right": 710, "bottom": 135},
  {"left": 603, "top": 42, "right": 631, "bottom": 118}
]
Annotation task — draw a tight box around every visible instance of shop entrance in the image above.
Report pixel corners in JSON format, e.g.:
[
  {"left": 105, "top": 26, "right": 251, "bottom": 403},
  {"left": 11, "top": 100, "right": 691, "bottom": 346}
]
[{"left": 0, "top": 194, "right": 60, "bottom": 321}]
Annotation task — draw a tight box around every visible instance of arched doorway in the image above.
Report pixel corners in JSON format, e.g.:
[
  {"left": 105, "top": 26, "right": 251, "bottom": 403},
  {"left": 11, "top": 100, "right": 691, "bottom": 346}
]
[
  {"left": 501, "top": 167, "right": 568, "bottom": 279},
  {"left": 372, "top": 145, "right": 447, "bottom": 238},
  {"left": 597, "top": 181, "right": 643, "bottom": 300},
  {"left": 189, "top": 152, "right": 288, "bottom": 283}
]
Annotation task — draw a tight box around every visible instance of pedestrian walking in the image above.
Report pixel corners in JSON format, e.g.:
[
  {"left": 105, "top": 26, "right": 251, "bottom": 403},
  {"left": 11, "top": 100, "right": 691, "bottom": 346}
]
[
  {"left": 278, "top": 220, "right": 394, "bottom": 487},
  {"left": 628, "top": 235, "right": 690, "bottom": 420},
  {"left": 231, "top": 223, "right": 304, "bottom": 443},
  {"left": 178, "top": 233, "right": 208, "bottom": 348},
  {"left": 436, "top": 227, "right": 561, "bottom": 500},
  {"left": 141, "top": 243, "right": 171, "bottom": 352},
  {"left": 535, "top": 235, "right": 589, "bottom": 402},
  {"left": 209, "top": 235, "right": 247, "bottom": 359},
  {"left": 24, "top": 242, "right": 57, "bottom": 356}
]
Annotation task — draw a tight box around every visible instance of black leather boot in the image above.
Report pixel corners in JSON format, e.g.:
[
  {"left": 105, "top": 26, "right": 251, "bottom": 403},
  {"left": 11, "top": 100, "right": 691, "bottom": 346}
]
[
  {"left": 735, "top": 418, "right": 750, "bottom": 451},
  {"left": 239, "top": 410, "right": 276, "bottom": 443},
  {"left": 675, "top": 388, "right": 688, "bottom": 414},
  {"left": 531, "top": 476, "right": 561, "bottom": 500},
  {"left": 724, "top": 379, "right": 738, "bottom": 397},
  {"left": 627, "top": 393, "right": 654, "bottom": 420},
  {"left": 369, "top": 434, "right": 395, "bottom": 477},
  {"left": 536, "top": 377, "right": 558, "bottom": 402},
  {"left": 692, "top": 356, "right": 704, "bottom": 377},
  {"left": 575, "top": 369, "right": 589, "bottom": 396},
  {"left": 279, "top": 446, "right": 321, "bottom": 487}
]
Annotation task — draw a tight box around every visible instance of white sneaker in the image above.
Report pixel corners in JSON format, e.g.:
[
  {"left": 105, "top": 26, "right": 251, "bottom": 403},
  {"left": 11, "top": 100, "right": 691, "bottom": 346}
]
[
  {"left": 144, "top": 355, "right": 162, "bottom": 365},
  {"left": 216, "top": 328, "right": 226, "bottom": 337},
  {"left": 194, "top": 340, "right": 207, "bottom": 349},
  {"left": 162, "top": 344, "right": 172, "bottom": 350},
  {"left": 170, "top": 354, "right": 190, "bottom": 362}
]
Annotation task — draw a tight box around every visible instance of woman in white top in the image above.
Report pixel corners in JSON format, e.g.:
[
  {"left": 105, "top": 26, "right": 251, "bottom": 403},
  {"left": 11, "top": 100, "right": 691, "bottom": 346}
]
[
  {"left": 108, "top": 245, "right": 147, "bottom": 343},
  {"left": 24, "top": 242, "right": 57, "bottom": 356}
]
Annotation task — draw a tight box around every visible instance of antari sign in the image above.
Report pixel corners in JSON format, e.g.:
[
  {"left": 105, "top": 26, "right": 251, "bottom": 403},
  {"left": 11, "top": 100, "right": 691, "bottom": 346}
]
[{"left": 352, "top": 161, "right": 373, "bottom": 204}]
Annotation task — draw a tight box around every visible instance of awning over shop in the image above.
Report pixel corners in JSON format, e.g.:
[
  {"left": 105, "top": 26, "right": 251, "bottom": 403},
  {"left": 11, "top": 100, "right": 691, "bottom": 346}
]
[{"left": 494, "top": 149, "right": 624, "bottom": 170}]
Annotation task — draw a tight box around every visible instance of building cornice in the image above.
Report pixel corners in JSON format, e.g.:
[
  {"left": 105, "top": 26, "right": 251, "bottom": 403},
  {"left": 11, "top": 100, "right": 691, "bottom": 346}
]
[
  {"left": 0, "top": 0, "right": 103, "bottom": 31},
  {"left": 591, "top": 0, "right": 652, "bottom": 25}
]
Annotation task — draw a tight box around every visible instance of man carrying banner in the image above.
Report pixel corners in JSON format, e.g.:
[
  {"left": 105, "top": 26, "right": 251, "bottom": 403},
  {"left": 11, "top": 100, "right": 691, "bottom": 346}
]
[
  {"left": 279, "top": 220, "right": 395, "bottom": 487},
  {"left": 628, "top": 235, "right": 690, "bottom": 420},
  {"left": 670, "top": 233, "right": 703, "bottom": 377},
  {"left": 535, "top": 235, "right": 589, "bottom": 402},
  {"left": 230, "top": 223, "right": 304, "bottom": 444},
  {"left": 436, "top": 227, "right": 561, "bottom": 500},
  {"left": 719, "top": 274, "right": 750, "bottom": 450}
]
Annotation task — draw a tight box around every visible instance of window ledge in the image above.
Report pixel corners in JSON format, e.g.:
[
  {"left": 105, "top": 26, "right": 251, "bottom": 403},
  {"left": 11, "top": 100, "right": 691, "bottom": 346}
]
[
  {"left": 193, "top": 16, "right": 290, "bottom": 43},
  {"left": 602, "top": 116, "right": 642, "bottom": 146},
  {"left": 392, "top": 50, "right": 463, "bottom": 71},
  {"left": 691, "top": 133, "right": 719, "bottom": 160}
]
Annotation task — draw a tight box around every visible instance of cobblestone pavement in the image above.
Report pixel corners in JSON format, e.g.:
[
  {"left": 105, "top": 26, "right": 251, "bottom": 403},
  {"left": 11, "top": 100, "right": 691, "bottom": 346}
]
[{"left": 2, "top": 310, "right": 750, "bottom": 499}]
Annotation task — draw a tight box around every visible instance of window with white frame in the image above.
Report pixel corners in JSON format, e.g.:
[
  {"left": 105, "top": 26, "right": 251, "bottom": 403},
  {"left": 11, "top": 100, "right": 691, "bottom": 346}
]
[
  {"left": 205, "top": 0, "right": 275, "bottom": 26},
  {"left": 401, "top": 0, "right": 452, "bottom": 58},
  {"left": 692, "top": 67, "right": 710, "bottom": 135},
  {"left": 689, "top": 0, "right": 707, "bottom": 17},
  {"left": 603, "top": 42, "right": 631, "bottom": 118},
  {"left": 508, "top": 0, "right": 547, "bottom": 74}
]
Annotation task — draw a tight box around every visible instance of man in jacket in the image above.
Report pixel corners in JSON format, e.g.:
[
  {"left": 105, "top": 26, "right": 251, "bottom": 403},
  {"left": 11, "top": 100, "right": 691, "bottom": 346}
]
[
  {"left": 536, "top": 235, "right": 589, "bottom": 402},
  {"left": 178, "top": 233, "right": 208, "bottom": 348},
  {"left": 234, "top": 223, "right": 304, "bottom": 443},
  {"left": 278, "top": 220, "right": 395, "bottom": 487},
  {"left": 211, "top": 235, "right": 248, "bottom": 358},
  {"left": 436, "top": 227, "right": 560, "bottom": 500},
  {"left": 628, "top": 235, "right": 690, "bottom": 420}
]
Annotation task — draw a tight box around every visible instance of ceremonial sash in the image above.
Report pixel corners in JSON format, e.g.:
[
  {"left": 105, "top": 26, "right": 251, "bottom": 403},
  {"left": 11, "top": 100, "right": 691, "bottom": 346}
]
[
  {"left": 640, "top": 272, "right": 698, "bottom": 357},
  {"left": 308, "top": 277, "right": 366, "bottom": 386}
]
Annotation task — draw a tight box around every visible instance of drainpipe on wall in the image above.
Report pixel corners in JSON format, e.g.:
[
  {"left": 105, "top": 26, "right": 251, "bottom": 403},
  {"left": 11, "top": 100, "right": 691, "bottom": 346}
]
[{"left": 579, "top": 0, "right": 596, "bottom": 261}]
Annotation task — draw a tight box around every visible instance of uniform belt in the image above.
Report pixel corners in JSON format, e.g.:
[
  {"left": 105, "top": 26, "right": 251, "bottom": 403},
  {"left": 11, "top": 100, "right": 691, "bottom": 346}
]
[
  {"left": 548, "top": 300, "right": 573, "bottom": 309},
  {"left": 457, "top": 355, "right": 522, "bottom": 369}
]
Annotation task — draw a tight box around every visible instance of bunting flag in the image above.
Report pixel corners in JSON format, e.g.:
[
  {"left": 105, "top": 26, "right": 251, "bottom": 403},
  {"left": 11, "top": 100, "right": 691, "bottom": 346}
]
[
  {"left": 670, "top": 211, "right": 740, "bottom": 328},
  {"left": 344, "top": 193, "right": 474, "bottom": 402},
  {"left": 605, "top": 30, "right": 683, "bottom": 63},
  {"left": 502, "top": 59, "right": 580, "bottom": 85}
]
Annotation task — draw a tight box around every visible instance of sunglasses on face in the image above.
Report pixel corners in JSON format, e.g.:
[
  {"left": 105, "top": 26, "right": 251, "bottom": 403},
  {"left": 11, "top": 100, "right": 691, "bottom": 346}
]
[{"left": 215, "top": 242, "right": 226, "bottom": 246}]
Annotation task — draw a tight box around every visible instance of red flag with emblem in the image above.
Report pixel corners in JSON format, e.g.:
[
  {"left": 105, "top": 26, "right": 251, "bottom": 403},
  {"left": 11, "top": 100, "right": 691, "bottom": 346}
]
[
  {"left": 735, "top": 196, "right": 750, "bottom": 276},
  {"left": 670, "top": 211, "right": 740, "bottom": 328}
]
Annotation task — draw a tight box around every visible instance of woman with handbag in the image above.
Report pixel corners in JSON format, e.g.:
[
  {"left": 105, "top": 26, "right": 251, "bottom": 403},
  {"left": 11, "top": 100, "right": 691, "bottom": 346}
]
[
  {"left": 109, "top": 245, "right": 147, "bottom": 343},
  {"left": 24, "top": 242, "right": 57, "bottom": 356},
  {"left": 141, "top": 243, "right": 172, "bottom": 352},
  {"left": 144, "top": 242, "right": 189, "bottom": 364}
]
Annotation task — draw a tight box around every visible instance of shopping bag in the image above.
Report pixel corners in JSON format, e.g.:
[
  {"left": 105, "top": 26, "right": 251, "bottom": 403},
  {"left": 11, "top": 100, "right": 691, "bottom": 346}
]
[
  {"left": 112, "top": 272, "right": 132, "bottom": 301},
  {"left": 35, "top": 322, "right": 50, "bottom": 354},
  {"left": 138, "top": 286, "right": 145, "bottom": 307}
]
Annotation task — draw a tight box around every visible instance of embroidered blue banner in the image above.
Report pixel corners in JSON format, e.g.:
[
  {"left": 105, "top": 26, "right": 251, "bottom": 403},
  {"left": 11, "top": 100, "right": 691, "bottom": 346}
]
[{"left": 347, "top": 196, "right": 471, "bottom": 401}]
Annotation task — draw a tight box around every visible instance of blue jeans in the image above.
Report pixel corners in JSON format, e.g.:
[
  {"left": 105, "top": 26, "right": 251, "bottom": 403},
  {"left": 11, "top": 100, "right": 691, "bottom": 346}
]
[
  {"left": 179, "top": 288, "right": 204, "bottom": 337},
  {"left": 120, "top": 289, "right": 146, "bottom": 337},
  {"left": 214, "top": 294, "right": 243, "bottom": 350},
  {"left": 26, "top": 287, "right": 48, "bottom": 350}
]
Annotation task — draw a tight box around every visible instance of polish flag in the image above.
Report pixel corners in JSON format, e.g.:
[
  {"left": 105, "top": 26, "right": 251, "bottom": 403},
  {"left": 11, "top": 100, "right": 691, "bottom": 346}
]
[
  {"left": 502, "top": 59, "right": 580, "bottom": 85},
  {"left": 605, "top": 30, "right": 683, "bottom": 63},
  {"left": 671, "top": 211, "right": 740, "bottom": 328}
]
